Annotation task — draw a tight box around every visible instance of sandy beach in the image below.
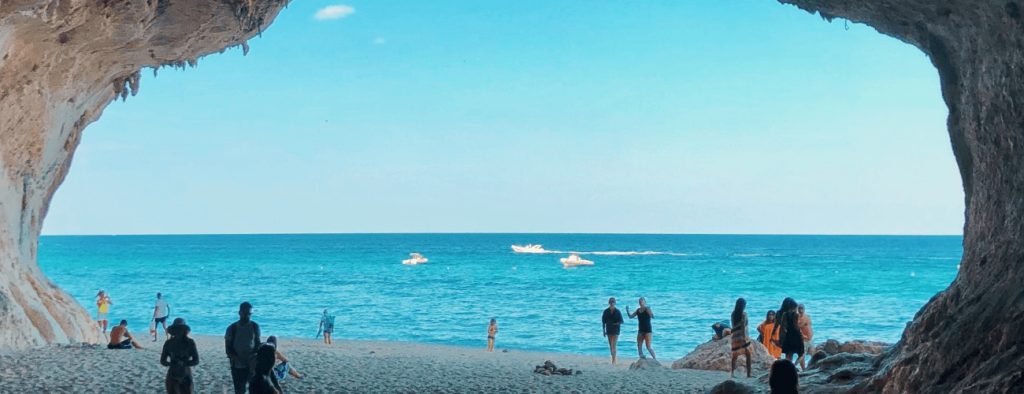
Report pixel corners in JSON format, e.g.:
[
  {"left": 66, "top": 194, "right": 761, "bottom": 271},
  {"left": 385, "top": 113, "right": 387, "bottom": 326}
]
[{"left": 0, "top": 335, "right": 767, "bottom": 393}]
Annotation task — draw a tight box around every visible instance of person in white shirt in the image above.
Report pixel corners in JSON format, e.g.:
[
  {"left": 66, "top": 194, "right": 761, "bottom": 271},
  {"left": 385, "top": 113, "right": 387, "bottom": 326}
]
[{"left": 153, "top": 292, "right": 171, "bottom": 341}]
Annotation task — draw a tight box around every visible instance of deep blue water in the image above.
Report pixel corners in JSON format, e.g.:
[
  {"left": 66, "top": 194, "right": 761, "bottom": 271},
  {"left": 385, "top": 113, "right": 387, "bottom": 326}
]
[{"left": 38, "top": 234, "right": 961, "bottom": 361}]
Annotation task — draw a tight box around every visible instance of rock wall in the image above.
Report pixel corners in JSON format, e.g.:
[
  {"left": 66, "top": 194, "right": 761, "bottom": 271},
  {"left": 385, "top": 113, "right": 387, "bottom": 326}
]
[
  {"left": 0, "top": 0, "right": 286, "bottom": 350},
  {"left": 778, "top": 1, "right": 1024, "bottom": 393},
  {"left": 0, "top": 0, "right": 1022, "bottom": 392}
]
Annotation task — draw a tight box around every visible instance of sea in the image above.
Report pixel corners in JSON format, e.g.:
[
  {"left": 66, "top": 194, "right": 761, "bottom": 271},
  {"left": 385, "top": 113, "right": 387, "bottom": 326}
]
[{"left": 38, "top": 234, "right": 962, "bottom": 361}]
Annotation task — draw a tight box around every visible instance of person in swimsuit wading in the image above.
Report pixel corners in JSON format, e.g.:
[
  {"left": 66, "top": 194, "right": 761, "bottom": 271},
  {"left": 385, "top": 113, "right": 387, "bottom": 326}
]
[
  {"left": 627, "top": 297, "right": 656, "bottom": 360},
  {"left": 602, "top": 297, "right": 624, "bottom": 364}
]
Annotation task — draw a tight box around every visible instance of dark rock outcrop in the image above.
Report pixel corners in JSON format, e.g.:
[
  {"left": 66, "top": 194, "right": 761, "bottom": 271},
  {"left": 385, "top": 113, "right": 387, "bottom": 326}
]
[
  {"left": 673, "top": 338, "right": 776, "bottom": 375},
  {"left": 707, "top": 379, "right": 758, "bottom": 394}
]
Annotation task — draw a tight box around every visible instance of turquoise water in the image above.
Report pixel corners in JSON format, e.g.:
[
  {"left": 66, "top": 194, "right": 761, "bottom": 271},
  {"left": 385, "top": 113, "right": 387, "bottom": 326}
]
[{"left": 38, "top": 234, "right": 961, "bottom": 361}]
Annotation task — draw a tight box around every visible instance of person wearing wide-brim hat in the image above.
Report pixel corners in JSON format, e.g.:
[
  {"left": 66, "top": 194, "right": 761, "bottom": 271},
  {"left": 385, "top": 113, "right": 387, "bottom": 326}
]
[{"left": 161, "top": 318, "right": 199, "bottom": 394}]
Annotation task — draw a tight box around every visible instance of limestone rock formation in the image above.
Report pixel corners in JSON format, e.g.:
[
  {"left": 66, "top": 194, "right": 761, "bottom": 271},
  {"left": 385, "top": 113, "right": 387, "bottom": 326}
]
[
  {"left": 776, "top": 2, "right": 1024, "bottom": 393},
  {"left": 813, "top": 340, "right": 891, "bottom": 358},
  {"left": 0, "top": 0, "right": 1023, "bottom": 392},
  {"left": 0, "top": 0, "right": 287, "bottom": 349},
  {"left": 673, "top": 338, "right": 776, "bottom": 375},
  {"left": 707, "top": 379, "right": 759, "bottom": 394}
]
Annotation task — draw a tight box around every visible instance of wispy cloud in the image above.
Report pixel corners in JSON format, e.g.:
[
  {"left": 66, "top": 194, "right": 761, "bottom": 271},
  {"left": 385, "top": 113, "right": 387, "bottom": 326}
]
[
  {"left": 373, "top": 37, "right": 386, "bottom": 44},
  {"left": 315, "top": 5, "right": 355, "bottom": 20}
]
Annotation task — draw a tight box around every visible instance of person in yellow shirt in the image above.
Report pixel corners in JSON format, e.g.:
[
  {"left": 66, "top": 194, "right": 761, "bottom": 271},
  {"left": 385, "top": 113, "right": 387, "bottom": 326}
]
[
  {"left": 757, "top": 310, "right": 781, "bottom": 358},
  {"left": 96, "top": 290, "right": 113, "bottom": 334}
]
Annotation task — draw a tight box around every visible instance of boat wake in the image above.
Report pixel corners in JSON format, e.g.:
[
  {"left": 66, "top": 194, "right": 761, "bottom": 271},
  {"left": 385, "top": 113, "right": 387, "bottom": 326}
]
[{"left": 511, "top": 245, "right": 692, "bottom": 256}]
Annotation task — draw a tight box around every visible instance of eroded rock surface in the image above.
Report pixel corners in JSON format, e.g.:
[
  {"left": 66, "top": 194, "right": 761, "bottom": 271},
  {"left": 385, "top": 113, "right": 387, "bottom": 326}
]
[
  {"left": 0, "top": 0, "right": 287, "bottom": 350},
  {"left": 673, "top": 338, "right": 776, "bottom": 376},
  {"left": 0, "top": 0, "right": 1022, "bottom": 392}
]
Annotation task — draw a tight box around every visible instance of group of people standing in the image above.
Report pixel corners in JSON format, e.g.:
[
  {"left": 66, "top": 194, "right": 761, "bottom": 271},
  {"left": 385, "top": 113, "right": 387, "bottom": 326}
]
[
  {"left": 600, "top": 296, "right": 656, "bottom": 365},
  {"left": 95, "top": 291, "right": 303, "bottom": 394}
]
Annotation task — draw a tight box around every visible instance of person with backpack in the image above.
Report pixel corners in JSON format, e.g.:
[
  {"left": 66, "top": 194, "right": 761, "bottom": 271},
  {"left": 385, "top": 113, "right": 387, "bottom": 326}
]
[
  {"left": 318, "top": 310, "right": 335, "bottom": 345},
  {"left": 225, "top": 302, "right": 261, "bottom": 394}
]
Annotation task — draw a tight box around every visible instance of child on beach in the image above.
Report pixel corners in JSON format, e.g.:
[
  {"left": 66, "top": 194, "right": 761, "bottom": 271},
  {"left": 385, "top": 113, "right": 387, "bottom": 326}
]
[
  {"left": 730, "top": 298, "right": 752, "bottom": 378},
  {"left": 487, "top": 319, "right": 498, "bottom": 352},
  {"left": 160, "top": 318, "right": 199, "bottom": 394},
  {"left": 96, "top": 290, "right": 112, "bottom": 334}
]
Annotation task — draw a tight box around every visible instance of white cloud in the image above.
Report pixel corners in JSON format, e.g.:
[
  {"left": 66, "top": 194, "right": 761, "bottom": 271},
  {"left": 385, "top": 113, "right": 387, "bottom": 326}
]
[
  {"left": 373, "top": 37, "right": 386, "bottom": 44},
  {"left": 315, "top": 5, "right": 355, "bottom": 20}
]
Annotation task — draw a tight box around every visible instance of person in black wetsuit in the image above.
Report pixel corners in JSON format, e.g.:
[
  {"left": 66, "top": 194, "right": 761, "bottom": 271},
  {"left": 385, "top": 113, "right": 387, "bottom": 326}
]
[
  {"left": 601, "top": 297, "right": 624, "bottom": 364},
  {"left": 626, "top": 297, "right": 656, "bottom": 360},
  {"left": 771, "top": 297, "right": 805, "bottom": 370}
]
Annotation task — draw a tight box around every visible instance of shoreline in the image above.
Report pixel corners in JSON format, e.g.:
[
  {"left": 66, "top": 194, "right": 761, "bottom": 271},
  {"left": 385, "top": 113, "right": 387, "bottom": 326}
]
[{"left": 0, "top": 335, "right": 759, "bottom": 393}]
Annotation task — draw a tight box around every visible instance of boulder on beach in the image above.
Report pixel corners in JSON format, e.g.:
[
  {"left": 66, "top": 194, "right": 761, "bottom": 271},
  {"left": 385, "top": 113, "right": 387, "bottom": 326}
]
[
  {"left": 672, "top": 338, "right": 775, "bottom": 375},
  {"left": 706, "top": 379, "right": 758, "bottom": 394},
  {"left": 813, "top": 339, "right": 891, "bottom": 357},
  {"left": 629, "top": 358, "right": 666, "bottom": 371}
]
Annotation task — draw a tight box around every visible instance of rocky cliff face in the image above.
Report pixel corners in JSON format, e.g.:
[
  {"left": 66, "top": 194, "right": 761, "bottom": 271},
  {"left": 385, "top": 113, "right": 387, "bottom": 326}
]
[
  {"left": 0, "top": 0, "right": 286, "bottom": 349},
  {"left": 778, "top": 1, "right": 1024, "bottom": 393},
  {"left": 0, "top": 0, "right": 1021, "bottom": 392}
]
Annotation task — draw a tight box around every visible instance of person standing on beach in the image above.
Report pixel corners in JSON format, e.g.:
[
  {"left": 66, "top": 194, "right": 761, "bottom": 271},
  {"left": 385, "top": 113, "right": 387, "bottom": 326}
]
[
  {"left": 601, "top": 297, "right": 623, "bottom": 364},
  {"left": 758, "top": 310, "right": 781, "bottom": 358},
  {"left": 730, "top": 298, "right": 752, "bottom": 378},
  {"left": 626, "top": 297, "right": 656, "bottom": 360},
  {"left": 225, "top": 302, "right": 261, "bottom": 394},
  {"left": 154, "top": 293, "right": 171, "bottom": 341},
  {"left": 797, "top": 304, "right": 814, "bottom": 362},
  {"left": 771, "top": 298, "right": 805, "bottom": 370},
  {"left": 96, "top": 290, "right": 112, "bottom": 334},
  {"left": 318, "top": 310, "right": 335, "bottom": 345},
  {"left": 487, "top": 319, "right": 498, "bottom": 352},
  {"left": 161, "top": 318, "right": 199, "bottom": 394},
  {"left": 108, "top": 320, "right": 145, "bottom": 349}
]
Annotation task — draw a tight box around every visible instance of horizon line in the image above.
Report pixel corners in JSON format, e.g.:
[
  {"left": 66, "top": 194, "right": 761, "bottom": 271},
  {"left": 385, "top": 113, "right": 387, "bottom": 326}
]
[{"left": 38, "top": 232, "right": 965, "bottom": 237}]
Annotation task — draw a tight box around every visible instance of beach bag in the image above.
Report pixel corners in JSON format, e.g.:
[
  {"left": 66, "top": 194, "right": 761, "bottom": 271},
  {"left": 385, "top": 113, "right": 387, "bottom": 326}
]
[{"left": 149, "top": 318, "right": 157, "bottom": 335}]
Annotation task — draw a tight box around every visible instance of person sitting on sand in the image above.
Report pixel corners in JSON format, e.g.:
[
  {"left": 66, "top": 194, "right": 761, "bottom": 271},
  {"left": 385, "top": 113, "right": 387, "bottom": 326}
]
[
  {"left": 108, "top": 320, "right": 144, "bottom": 349},
  {"left": 601, "top": 297, "right": 623, "bottom": 364},
  {"left": 730, "top": 298, "right": 752, "bottom": 378},
  {"left": 769, "top": 359, "right": 800, "bottom": 394},
  {"left": 96, "top": 290, "right": 112, "bottom": 334},
  {"left": 248, "top": 342, "right": 282, "bottom": 394},
  {"left": 758, "top": 310, "right": 782, "bottom": 358},
  {"left": 712, "top": 320, "right": 732, "bottom": 340},
  {"left": 771, "top": 297, "right": 806, "bottom": 370},
  {"left": 265, "top": 336, "right": 302, "bottom": 380},
  {"left": 161, "top": 318, "right": 199, "bottom": 394},
  {"left": 626, "top": 297, "right": 656, "bottom": 360},
  {"left": 318, "top": 310, "right": 335, "bottom": 345},
  {"left": 797, "top": 304, "right": 814, "bottom": 363},
  {"left": 487, "top": 319, "right": 498, "bottom": 353}
]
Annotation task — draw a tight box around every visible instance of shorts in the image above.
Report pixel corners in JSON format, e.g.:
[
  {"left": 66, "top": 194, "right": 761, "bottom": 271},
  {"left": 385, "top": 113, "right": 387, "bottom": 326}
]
[
  {"left": 107, "top": 339, "right": 132, "bottom": 349},
  {"left": 273, "top": 362, "right": 291, "bottom": 381},
  {"left": 155, "top": 316, "right": 168, "bottom": 324},
  {"left": 98, "top": 312, "right": 109, "bottom": 321},
  {"left": 804, "top": 340, "right": 814, "bottom": 355},
  {"left": 323, "top": 325, "right": 333, "bottom": 334}
]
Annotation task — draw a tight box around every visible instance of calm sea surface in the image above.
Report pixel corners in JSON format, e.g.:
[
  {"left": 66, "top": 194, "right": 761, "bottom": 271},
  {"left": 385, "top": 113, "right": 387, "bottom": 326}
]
[{"left": 38, "top": 234, "right": 961, "bottom": 361}]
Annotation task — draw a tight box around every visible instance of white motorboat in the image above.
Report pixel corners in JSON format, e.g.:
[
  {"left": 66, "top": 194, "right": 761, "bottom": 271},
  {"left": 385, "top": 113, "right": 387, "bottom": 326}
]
[
  {"left": 511, "top": 244, "right": 546, "bottom": 253},
  {"left": 402, "top": 253, "right": 428, "bottom": 265},
  {"left": 560, "top": 253, "right": 594, "bottom": 267}
]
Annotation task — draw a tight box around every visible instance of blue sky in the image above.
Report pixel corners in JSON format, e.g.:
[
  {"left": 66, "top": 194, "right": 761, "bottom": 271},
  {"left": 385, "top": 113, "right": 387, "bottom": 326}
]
[{"left": 43, "top": 0, "right": 964, "bottom": 235}]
